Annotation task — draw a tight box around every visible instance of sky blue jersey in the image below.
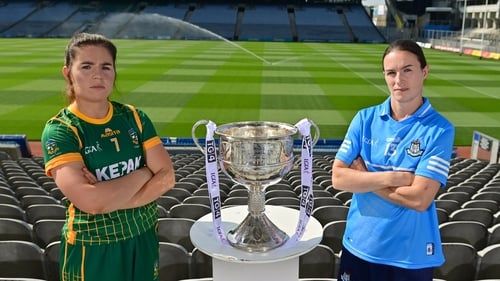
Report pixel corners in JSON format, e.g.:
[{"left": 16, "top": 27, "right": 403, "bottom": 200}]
[{"left": 335, "top": 97, "right": 455, "bottom": 269}]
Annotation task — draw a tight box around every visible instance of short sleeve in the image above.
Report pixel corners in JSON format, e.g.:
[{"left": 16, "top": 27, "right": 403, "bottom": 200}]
[
  {"left": 415, "top": 124, "right": 455, "bottom": 187},
  {"left": 41, "top": 119, "right": 83, "bottom": 176},
  {"left": 335, "top": 111, "right": 363, "bottom": 165},
  {"left": 136, "top": 108, "right": 162, "bottom": 151}
]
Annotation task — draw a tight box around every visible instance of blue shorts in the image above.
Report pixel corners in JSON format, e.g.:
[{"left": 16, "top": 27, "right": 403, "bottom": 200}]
[{"left": 337, "top": 247, "right": 434, "bottom": 281}]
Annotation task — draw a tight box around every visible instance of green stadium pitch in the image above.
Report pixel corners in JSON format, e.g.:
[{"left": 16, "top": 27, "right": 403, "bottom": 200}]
[{"left": 0, "top": 38, "right": 498, "bottom": 146}]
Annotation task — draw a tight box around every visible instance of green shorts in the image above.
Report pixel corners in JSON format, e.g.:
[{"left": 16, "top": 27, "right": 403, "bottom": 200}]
[{"left": 60, "top": 227, "right": 159, "bottom": 281}]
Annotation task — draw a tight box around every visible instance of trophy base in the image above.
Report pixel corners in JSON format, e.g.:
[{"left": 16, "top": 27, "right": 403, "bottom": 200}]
[{"left": 227, "top": 212, "right": 289, "bottom": 252}]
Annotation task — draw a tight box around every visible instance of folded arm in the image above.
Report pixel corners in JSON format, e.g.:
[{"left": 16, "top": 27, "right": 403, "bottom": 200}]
[
  {"left": 374, "top": 176, "right": 440, "bottom": 211},
  {"left": 331, "top": 158, "right": 414, "bottom": 193},
  {"left": 332, "top": 157, "right": 439, "bottom": 211},
  {"left": 123, "top": 144, "right": 176, "bottom": 209},
  {"left": 51, "top": 162, "right": 152, "bottom": 214}
]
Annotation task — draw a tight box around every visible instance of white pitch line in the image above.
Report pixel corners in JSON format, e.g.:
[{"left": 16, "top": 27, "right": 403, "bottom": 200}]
[
  {"left": 428, "top": 73, "right": 500, "bottom": 100},
  {"left": 310, "top": 46, "right": 388, "bottom": 95}
]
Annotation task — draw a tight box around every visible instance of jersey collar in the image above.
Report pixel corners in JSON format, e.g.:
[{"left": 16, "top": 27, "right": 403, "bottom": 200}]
[
  {"left": 379, "top": 97, "right": 433, "bottom": 119},
  {"left": 68, "top": 101, "right": 113, "bottom": 124}
]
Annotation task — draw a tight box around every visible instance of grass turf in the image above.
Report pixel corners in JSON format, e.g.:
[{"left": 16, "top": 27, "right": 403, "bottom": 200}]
[{"left": 0, "top": 38, "right": 498, "bottom": 146}]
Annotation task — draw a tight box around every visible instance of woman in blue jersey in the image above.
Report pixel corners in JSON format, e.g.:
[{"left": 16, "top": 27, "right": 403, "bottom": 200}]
[
  {"left": 332, "top": 39, "right": 454, "bottom": 281},
  {"left": 41, "top": 33, "right": 175, "bottom": 281}
]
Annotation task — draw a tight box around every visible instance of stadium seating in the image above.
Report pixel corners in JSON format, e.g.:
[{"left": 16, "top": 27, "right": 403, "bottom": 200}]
[
  {"left": 295, "top": 6, "right": 350, "bottom": 42},
  {"left": 20, "top": 195, "right": 59, "bottom": 210},
  {"left": 0, "top": 186, "right": 14, "bottom": 197},
  {"left": 239, "top": 5, "right": 292, "bottom": 41},
  {"left": 299, "top": 244, "right": 337, "bottom": 278},
  {"left": 333, "top": 191, "right": 352, "bottom": 204},
  {"left": 169, "top": 203, "right": 211, "bottom": 220},
  {"left": 462, "top": 199, "right": 498, "bottom": 213},
  {"left": 183, "top": 196, "right": 211, "bottom": 207},
  {"left": 0, "top": 241, "right": 45, "bottom": 279},
  {"left": 222, "top": 196, "right": 247, "bottom": 206},
  {"left": 321, "top": 220, "right": 346, "bottom": 254},
  {"left": 0, "top": 218, "right": 33, "bottom": 242},
  {"left": 164, "top": 188, "right": 192, "bottom": 202},
  {"left": 0, "top": 204, "right": 25, "bottom": 221},
  {"left": 0, "top": 153, "right": 500, "bottom": 279},
  {"left": 25, "top": 204, "right": 65, "bottom": 224},
  {"left": 312, "top": 205, "right": 349, "bottom": 227},
  {"left": 440, "top": 220, "right": 489, "bottom": 250},
  {"left": 437, "top": 191, "right": 471, "bottom": 205},
  {"left": 157, "top": 217, "right": 196, "bottom": 252},
  {"left": 158, "top": 242, "right": 190, "bottom": 281},
  {"left": 32, "top": 219, "right": 64, "bottom": 248},
  {"left": 189, "top": 248, "right": 213, "bottom": 279},
  {"left": 313, "top": 197, "right": 343, "bottom": 209},
  {"left": 438, "top": 207, "right": 451, "bottom": 224},
  {"left": 265, "top": 189, "right": 297, "bottom": 199},
  {"left": 434, "top": 242, "right": 477, "bottom": 281},
  {"left": 343, "top": 5, "right": 384, "bottom": 42},
  {"left": 157, "top": 196, "right": 182, "bottom": 211},
  {"left": 44, "top": 241, "right": 60, "bottom": 281},
  {"left": 488, "top": 223, "right": 500, "bottom": 246},
  {"left": 449, "top": 207, "right": 494, "bottom": 227},
  {"left": 189, "top": 4, "right": 237, "bottom": 39},
  {"left": 476, "top": 244, "right": 500, "bottom": 280},
  {"left": 265, "top": 196, "right": 300, "bottom": 206}
]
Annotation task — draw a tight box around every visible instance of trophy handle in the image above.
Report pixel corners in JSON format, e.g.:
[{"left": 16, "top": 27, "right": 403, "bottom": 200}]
[
  {"left": 191, "top": 120, "right": 209, "bottom": 155},
  {"left": 309, "top": 119, "right": 321, "bottom": 146}
]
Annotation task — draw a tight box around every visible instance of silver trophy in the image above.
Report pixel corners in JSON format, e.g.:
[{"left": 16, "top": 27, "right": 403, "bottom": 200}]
[{"left": 192, "top": 120, "right": 319, "bottom": 252}]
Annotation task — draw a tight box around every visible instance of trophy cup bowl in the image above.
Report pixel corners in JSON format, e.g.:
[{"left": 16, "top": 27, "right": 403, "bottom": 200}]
[{"left": 192, "top": 121, "right": 298, "bottom": 252}]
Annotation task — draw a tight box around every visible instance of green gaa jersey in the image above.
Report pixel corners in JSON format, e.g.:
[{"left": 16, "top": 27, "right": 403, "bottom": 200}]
[{"left": 42, "top": 101, "right": 162, "bottom": 246}]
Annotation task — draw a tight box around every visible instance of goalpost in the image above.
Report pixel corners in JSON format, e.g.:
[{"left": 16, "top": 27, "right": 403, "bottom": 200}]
[{"left": 471, "top": 131, "right": 500, "bottom": 164}]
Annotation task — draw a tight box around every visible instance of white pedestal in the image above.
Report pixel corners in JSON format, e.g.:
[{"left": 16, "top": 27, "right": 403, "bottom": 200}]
[{"left": 190, "top": 205, "right": 323, "bottom": 281}]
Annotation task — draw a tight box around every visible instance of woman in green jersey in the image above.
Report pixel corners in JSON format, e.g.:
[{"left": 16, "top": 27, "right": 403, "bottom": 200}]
[{"left": 41, "top": 33, "right": 176, "bottom": 281}]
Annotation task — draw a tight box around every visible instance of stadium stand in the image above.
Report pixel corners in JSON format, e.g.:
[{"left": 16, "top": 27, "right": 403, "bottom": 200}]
[
  {"left": 294, "top": 5, "right": 350, "bottom": 42},
  {"left": 143, "top": 3, "right": 190, "bottom": 20},
  {"left": 0, "top": 2, "right": 37, "bottom": 35},
  {"left": 0, "top": 1, "right": 384, "bottom": 43},
  {"left": 239, "top": 4, "right": 292, "bottom": 41},
  {"left": 343, "top": 5, "right": 384, "bottom": 43},
  {"left": 4, "top": 2, "right": 77, "bottom": 38},
  {"left": 189, "top": 4, "right": 238, "bottom": 40},
  {"left": 1, "top": 152, "right": 500, "bottom": 279}
]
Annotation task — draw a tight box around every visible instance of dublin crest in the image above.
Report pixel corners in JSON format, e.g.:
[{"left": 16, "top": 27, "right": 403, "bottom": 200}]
[{"left": 406, "top": 139, "right": 423, "bottom": 157}]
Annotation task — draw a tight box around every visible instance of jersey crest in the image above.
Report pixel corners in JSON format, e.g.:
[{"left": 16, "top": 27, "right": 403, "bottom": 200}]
[
  {"left": 340, "top": 272, "right": 351, "bottom": 281},
  {"left": 128, "top": 128, "right": 139, "bottom": 145},
  {"left": 406, "top": 139, "right": 423, "bottom": 157},
  {"left": 45, "top": 139, "right": 60, "bottom": 155}
]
